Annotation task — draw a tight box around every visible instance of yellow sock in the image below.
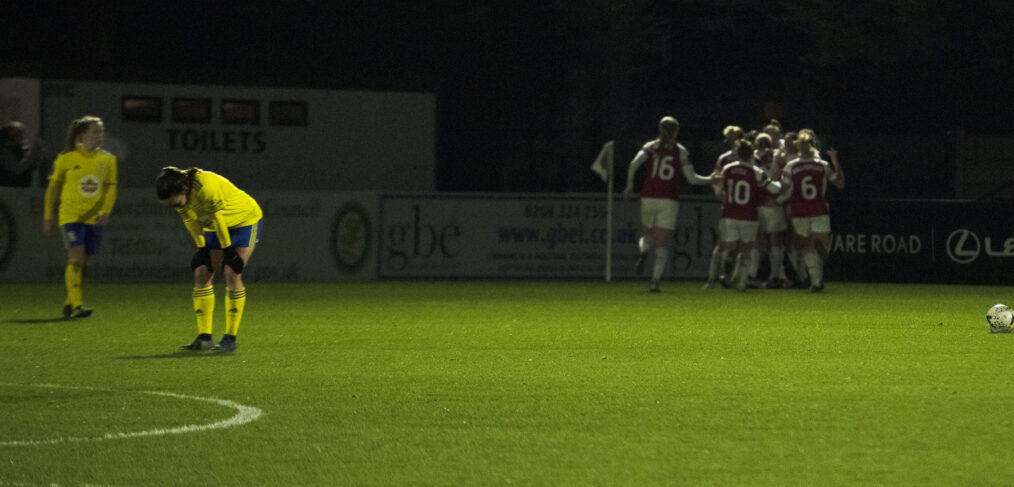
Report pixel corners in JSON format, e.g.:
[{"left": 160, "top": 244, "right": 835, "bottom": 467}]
[
  {"left": 225, "top": 288, "right": 246, "bottom": 336},
  {"left": 65, "top": 259, "right": 83, "bottom": 307},
  {"left": 192, "top": 286, "right": 215, "bottom": 335}
]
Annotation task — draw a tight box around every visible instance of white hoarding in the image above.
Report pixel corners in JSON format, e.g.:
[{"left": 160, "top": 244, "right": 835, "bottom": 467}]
[{"left": 378, "top": 194, "right": 721, "bottom": 279}]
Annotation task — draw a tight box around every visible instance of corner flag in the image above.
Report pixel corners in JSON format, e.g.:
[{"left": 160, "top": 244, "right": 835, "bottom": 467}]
[
  {"left": 591, "top": 140, "right": 615, "bottom": 282},
  {"left": 590, "top": 140, "right": 614, "bottom": 182}
]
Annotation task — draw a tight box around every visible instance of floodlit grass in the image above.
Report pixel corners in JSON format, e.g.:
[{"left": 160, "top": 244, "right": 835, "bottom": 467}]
[{"left": 2, "top": 280, "right": 1014, "bottom": 486}]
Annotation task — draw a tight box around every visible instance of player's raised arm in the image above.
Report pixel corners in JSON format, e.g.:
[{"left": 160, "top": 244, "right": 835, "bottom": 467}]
[{"left": 827, "top": 148, "right": 844, "bottom": 188}]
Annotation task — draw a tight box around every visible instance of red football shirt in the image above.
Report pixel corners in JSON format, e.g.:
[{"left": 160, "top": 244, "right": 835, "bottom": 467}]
[
  {"left": 720, "top": 161, "right": 770, "bottom": 221},
  {"left": 782, "top": 155, "right": 835, "bottom": 217},
  {"left": 639, "top": 141, "right": 690, "bottom": 201}
]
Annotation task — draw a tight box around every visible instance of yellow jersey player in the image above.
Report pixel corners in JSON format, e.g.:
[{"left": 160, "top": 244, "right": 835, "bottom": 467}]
[
  {"left": 156, "top": 166, "right": 263, "bottom": 352},
  {"left": 42, "top": 116, "right": 117, "bottom": 319}
]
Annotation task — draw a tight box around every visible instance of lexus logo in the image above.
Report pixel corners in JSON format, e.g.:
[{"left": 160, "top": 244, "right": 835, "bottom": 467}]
[
  {"left": 946, "top": 229, "right": 1014, "bottom": 264},
  {"left": 946, "top": 229, "right": 980, "bottom": 264}
]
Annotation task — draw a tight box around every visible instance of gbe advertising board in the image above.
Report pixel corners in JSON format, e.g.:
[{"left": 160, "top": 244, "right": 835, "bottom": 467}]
[{"left": 378, "top": 194, "right": 723, "bottom": 279}]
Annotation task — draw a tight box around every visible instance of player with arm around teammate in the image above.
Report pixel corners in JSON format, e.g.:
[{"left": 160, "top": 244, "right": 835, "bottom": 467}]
[
  {"left": 623, "top": 116, "right": 714, "bottom": 293},
  {"left": 712, "top": 126, "right": 744, "bottom": 186},
  {"left": 753, "top": 132, "right": 791, "bottom": 288},
  {"left": 704, "top": 125, "right": 744, "bottom": 288},
  {"left": 773, "top": 131, "right": 808, "bottom": 287},
  {"left": 707, "top": 139, "right": 782, "bottom": 292},
  {"left": 42, "top": 116, "right": 117, "bottom": 318},
  {"left": 780, "top": 130, "right": 844, "bottom": 292},
  {"left": 156, "top": 166, "right": 263, "bottom": 351}
]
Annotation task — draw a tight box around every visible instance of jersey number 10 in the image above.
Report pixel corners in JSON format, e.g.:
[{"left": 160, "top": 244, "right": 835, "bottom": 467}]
[{"left": 725, "top": 179, "right": 751, "bottom": 205}]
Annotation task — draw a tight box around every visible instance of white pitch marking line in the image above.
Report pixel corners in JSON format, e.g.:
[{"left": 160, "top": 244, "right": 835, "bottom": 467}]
[
  {"left": 0, "top": 383, "right": 262, "bottom": 447},
  {"left": 0, "top": 482, "right": 117, "bottom": 487}
]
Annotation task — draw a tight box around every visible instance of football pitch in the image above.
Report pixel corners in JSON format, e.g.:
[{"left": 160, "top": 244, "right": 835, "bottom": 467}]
[{"left": 2, "top": 280, "right": 1013, "bottom": 486}]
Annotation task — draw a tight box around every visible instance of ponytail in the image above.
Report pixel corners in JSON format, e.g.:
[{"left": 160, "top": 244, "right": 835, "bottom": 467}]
[
  {"left": 156, "top": 166, "right": 198, "bottom": 199},
  {"left": 735, "top": 139, "right": 754, "bottom": 161},
  {"left": 795, "top": 129, "right": 817, "bottom": 155}
]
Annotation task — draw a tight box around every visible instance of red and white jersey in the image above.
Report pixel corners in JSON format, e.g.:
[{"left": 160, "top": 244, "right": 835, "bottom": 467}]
[
  {"left": 720, "top": 161, "right": 776, "bottom": 221},
  {"left": 636, "top": 141, "right": 691, "bottom": 201},
  {"left": 774, "top": 148, "right": 797, "bottom": 172},
  {"left": 714, "top": 150, "right": 737, "bottom": 173},
  {"left": 781, "top": 153, "right": 838, "bottom": 217},
  {"left": 754, "top": 149, "right": 780, "bottom": 207}
]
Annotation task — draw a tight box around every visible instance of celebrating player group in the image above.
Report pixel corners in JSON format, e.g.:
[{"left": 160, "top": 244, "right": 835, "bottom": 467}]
[{"left": 625, "top": 116, "right": 844, "bottom": 293}]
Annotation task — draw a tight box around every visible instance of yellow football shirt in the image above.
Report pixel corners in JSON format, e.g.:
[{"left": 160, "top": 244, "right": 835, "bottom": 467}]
[
  {"left": 44, "top": 148, "right": 118, "bottom": 225},
  {"left": 176, "top": 170, "right": 262, "bottom": 248}
]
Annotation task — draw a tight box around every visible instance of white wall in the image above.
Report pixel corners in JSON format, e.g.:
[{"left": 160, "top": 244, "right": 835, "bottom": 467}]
[{"left": 25, "top": 79, "right": 435, "bottom": 191}]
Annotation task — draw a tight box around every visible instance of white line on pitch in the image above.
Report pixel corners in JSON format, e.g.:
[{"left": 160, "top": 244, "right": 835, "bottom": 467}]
[{"left": 0, "top": 383, "right": 263, "bottom": 447}]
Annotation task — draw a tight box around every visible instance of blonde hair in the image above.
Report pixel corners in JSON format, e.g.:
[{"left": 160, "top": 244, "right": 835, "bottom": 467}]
[
  {"left": 722, "top": 125, "right": 744, "bottom": 148},
  {"left": 795, "top": 129, "right": 817, "bottom": 154},
  {"left": 63, "top": 115, "right": 103, "bottom": 152},
  {"left": 651, "top": 116, "right": 680, "bottom": 149},
  {"left": 762, "top": 123, "right": 782, "bottom": 140}
]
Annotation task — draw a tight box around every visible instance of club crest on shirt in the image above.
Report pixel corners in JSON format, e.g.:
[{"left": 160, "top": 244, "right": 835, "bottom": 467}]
[{"left": 78, "top": 174, "right": 101, "bottom": 197}]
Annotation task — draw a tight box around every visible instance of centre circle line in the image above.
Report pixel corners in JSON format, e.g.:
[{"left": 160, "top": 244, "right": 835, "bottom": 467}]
[{"left": 0, "top": 383, "right": 263, "bottom": 447}]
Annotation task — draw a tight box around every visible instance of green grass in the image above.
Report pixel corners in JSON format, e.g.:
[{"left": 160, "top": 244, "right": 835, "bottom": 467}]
[{"left": 2, "top": 281, "right": 1014, "bottom": 486}]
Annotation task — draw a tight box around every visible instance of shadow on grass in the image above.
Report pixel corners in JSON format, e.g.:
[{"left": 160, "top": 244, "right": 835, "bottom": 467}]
[
  {"left": 116, "top": 351, "right": 235, "bottom": 360},
  {"left": 4, "top": 317, "right": 70, "bottom": 324}
]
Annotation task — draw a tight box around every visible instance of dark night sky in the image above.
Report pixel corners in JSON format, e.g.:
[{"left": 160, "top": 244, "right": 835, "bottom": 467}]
[{"left": 5, "top": 1, "right": 1014, "bottom": 197}]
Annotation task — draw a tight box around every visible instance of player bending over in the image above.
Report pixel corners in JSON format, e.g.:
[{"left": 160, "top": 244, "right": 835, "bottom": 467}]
[{"left": 156, "top": 166, "right": 263, "bottom": 351}]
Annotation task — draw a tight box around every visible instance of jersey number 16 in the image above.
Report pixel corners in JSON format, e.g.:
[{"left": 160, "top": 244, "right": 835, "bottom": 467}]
[{"left": 651, "top": 155, "right": 676, "bottom": 181}]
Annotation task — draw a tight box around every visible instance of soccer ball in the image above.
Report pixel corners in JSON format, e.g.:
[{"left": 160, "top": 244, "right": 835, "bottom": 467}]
[{"left": 987, "top": 304, "right": 1013, "bottom": 333}]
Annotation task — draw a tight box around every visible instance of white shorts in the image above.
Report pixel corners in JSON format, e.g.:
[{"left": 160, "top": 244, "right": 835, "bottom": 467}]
[
  {"left": 641, "top": 198, "right": 679, "bottom": 230},
  {"left": 719, "top": 218, "right": 759, "bottom": 244},
  {"left": 791, "top": 215, "right": 831, "bottom": 237},
  {"left": 758, "top": 206, "right": 788, "bottom": 233}
]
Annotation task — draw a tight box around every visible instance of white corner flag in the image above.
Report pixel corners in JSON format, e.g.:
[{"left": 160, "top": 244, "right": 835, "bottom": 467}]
[
  {"left": 591, "top": 140, "right": 615, "bottom": 282},
  {"left": 590, "top": 140, "right": 614, "bottom": 182}
]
